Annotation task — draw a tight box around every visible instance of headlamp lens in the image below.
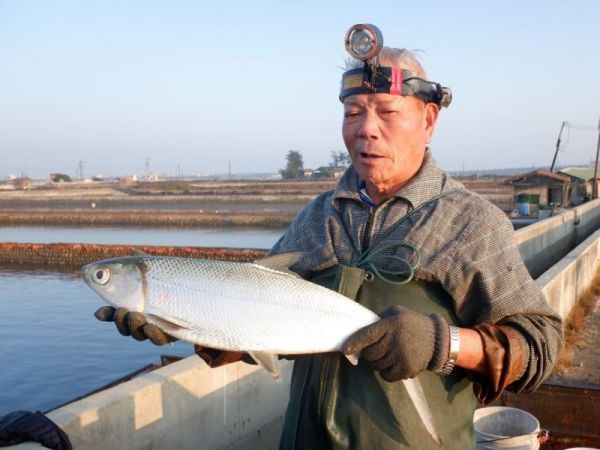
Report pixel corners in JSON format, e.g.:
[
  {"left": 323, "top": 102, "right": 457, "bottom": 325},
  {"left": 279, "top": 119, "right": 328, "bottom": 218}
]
[
  {"left": 344, "top": 24, "right": 383, "bottom": 61},
  {"left": 352, "top": 30, "right": 374, "bottom": 54}
]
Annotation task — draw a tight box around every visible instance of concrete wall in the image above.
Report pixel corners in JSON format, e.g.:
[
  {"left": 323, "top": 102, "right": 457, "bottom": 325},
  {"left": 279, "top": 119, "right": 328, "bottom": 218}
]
[
  {"left": 13, "top": 358, "right": 293, "bottom": 450},
  {"left": 537, "top": 227, "right": 600, "bottom": 319},
  {"left": 515, "top": 198, "right": 600, "bottom": 279}
]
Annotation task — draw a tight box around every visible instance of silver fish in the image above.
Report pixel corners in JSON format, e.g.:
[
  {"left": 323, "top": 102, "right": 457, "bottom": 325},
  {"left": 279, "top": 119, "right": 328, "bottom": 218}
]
[{"left": 82, "top": 253, "right": 440, "bottom": 444}]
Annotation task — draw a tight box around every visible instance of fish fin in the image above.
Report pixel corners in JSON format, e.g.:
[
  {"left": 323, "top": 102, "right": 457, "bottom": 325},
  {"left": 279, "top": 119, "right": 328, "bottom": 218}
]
[
  {"left": 345, "top": 353, "right": 359, "bottom": 366},
  {"left": 248, "top": 351, "right": 281, "bottom": 381},
  {"left": 254, "top": 252, "right": 302, "bottom": 276},
  {"left": 131, "top": 248, "right": 151, "bottom": 257},
  {"left": 147, "top": 314, "right": 191, "bottom": 334}
]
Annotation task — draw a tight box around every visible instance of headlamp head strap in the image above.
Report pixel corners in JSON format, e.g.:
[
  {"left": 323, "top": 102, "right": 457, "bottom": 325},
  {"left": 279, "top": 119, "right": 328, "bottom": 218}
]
[{"left": 339, "top": 64, "right": 452, "bottom": 108}]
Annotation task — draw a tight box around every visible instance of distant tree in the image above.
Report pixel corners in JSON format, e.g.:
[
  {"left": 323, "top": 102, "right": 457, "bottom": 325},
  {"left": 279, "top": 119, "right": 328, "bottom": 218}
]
[
  {"left": 329, "top": 150, "right": 351, "bottom": 168},
  {"left": 280, "top": 150, "right": 305, "bottom": 179},
  {"left": 50, "top": 173, "right": 72, "bottom": 182}
]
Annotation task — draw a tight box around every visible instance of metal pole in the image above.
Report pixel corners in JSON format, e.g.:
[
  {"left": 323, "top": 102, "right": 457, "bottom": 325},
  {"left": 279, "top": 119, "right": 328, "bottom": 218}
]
[
  {"left": 550, "top": 121, "right": 566, "bottom": 172},
  {"left": 593, "top": 117, "right": 600, "bottom": 199}
]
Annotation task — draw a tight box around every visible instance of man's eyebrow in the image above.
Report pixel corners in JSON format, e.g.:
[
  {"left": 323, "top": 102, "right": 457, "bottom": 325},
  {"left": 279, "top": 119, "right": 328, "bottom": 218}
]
[{"left": 344, "top": 99, "right": 362, "bottom": 107}]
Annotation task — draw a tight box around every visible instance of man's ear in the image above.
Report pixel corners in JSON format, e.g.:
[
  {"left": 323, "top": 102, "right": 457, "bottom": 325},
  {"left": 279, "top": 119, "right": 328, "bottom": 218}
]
[{"left": 424, "top": 103, "right": 440, "bottom": 140}]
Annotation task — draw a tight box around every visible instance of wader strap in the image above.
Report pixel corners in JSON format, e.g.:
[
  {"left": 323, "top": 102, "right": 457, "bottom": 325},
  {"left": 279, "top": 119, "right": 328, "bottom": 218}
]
[{"left": 337, "top": 266, "right": 366, "bottom": 298}]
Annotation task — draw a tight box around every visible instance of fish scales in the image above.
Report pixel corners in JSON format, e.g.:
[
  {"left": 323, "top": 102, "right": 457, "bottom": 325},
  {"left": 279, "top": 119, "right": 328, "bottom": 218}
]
[{"left": 84, "top": 256, "right": 379, "bottom": 354}]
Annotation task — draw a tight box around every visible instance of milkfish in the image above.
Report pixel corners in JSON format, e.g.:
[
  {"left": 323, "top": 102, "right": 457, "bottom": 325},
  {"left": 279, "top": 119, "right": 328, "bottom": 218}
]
[{"left": 82, "top": 252, "right": 441, "bottom": 445}]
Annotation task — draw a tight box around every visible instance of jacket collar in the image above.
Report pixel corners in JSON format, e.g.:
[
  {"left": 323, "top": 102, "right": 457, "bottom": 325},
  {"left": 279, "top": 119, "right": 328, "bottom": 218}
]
[{"left": 332, "top": 150, "right": 449, "bottom": 210}]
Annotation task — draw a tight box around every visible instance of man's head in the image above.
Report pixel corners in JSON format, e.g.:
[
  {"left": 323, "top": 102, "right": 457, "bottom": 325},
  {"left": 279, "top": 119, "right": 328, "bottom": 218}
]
[{"left": 342, "top": 47, "right": 440, "bottom": 204}]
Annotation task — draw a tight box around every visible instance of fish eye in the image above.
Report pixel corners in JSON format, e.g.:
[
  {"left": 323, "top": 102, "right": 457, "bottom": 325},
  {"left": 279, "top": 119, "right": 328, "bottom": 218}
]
[{"left": 93, "top": 266, "right": 111, "bottom": 285}]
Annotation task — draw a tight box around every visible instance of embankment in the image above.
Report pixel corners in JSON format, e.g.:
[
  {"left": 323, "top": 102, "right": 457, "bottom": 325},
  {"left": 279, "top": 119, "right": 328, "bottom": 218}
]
[
  {"left": 0, "top": 243, "right": 268, "bottom": 268},
  {"left": 0, "top": 210, "right": 294, "bottom": 228}
]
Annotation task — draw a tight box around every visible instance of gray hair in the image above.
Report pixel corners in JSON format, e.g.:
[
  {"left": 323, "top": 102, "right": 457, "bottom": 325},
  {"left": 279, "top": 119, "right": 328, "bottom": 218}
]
[{"left": 344, "top": 46, "right": 427, "bottom": 79}]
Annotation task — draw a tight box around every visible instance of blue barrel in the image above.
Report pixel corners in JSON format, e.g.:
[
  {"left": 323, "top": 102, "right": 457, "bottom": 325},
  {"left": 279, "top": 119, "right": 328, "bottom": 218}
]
[{"left": 517, "top": 202, "right": 530, "bottom": 216}]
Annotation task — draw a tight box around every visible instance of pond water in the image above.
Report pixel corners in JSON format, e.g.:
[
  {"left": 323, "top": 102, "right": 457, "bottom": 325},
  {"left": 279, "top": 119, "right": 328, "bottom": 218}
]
[
  {"left": 0, "top": 266, "right": 196, "bottom": 415},
  {"left": 0, "top": 226, "right": 284, "bottom": 249},
  {"left": 0, "top": 226, "right": 287, "bottom": 415}
]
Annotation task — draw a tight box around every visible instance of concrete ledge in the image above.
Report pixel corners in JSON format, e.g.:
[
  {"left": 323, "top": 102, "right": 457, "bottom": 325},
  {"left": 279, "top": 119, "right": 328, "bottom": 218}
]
[
  {"left": 515, "top": 209, "right": 576, "bottom": 279},
  {"left": 537, "top": 227, "right": 600, "bottom": 319},
  {"left": 12, "top": 357, "right": 292, "bottom": 450},
  {"left": 515, "top": 199, "right": 600, "bottom": 279}
]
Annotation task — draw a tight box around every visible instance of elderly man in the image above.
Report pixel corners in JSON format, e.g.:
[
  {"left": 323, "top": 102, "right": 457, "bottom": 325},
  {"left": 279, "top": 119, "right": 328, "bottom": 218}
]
[{"left": 98, "top": 25, "right": 563, "bottom": 449}]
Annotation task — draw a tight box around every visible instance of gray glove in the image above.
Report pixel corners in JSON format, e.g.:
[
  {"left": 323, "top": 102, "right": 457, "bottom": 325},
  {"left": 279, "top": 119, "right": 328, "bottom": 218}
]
[
  {"left": 94, "top": 306, "right": 177, "bottom": 345},
  {"left": 342, "top": 305, "right": 450, "bottom": 381}
]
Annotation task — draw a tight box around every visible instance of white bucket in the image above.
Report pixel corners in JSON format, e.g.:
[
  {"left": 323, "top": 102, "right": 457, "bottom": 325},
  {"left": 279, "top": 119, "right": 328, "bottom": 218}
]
[{"left": 473, "top": 406, "right": 540, "bottom": 450}]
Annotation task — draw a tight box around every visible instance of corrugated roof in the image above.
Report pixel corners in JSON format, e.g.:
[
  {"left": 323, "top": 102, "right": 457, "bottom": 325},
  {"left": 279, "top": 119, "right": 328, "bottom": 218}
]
[{"left": 559, "top": 167, "right": 596, "bottom": 181}]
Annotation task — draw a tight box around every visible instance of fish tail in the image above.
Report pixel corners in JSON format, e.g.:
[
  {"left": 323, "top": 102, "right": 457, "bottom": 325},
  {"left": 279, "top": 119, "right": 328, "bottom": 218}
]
[{"left": 402, "top": 377, "right": 442, "bottom": 446}]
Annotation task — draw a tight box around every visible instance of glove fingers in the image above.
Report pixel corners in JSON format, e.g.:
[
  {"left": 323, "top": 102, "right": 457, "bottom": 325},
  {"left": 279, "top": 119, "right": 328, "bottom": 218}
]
[
  {"left": 342, "top": 322, "right": 386, "bottom": 355},
  {"left": 128, "top": 312, "right": 148, "bottom": 341},
  {"left": 144, "top": 323, "right": 175, "bottom": 346},
  {"left": 359, "top": 337, "right": 389, "bottom": 363},
  {"left": 379, "top": 305, "right": 408, "bottom": 318},
  {"left": 94, "top": 306, "right": 116, "bottom": 322},
  {"left": 211, "top": 351, "right": 245, "bottom": 367},
  {"left": 113, "top": 307, "right": 131, "bottom": 336}
]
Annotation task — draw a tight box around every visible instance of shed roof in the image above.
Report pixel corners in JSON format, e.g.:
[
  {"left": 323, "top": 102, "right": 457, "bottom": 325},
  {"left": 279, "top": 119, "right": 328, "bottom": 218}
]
[{"left": 559, "top": 167, "right": 596, "bottom": 181}]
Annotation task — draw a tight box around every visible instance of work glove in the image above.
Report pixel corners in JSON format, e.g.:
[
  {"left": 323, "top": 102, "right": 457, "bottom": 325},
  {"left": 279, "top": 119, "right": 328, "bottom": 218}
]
[
  {"left": 94, "top": 306, "right": 177, "bottom": 345},
  {"left": 342, "top": 305, "right": 450, "bottom": 382},
  {"left": 194, "top": 346, "right": 256, "bottom": 367}
]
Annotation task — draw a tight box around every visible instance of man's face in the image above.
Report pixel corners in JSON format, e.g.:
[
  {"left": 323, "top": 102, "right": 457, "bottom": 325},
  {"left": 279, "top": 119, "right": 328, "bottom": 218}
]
[{"left": 342, "top": 91, "right": 439, "bottom": 202}]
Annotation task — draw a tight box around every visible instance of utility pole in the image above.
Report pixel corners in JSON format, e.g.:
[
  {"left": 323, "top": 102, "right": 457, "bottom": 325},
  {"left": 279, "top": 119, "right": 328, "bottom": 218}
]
[
  {"left": 593, "top": 117, "right": 600, "bottom": 199},
  {"left": 550, "top": 121, "right": 566, "bottom": 172},
  {"left": 78, "top": 160, "right": 84, "bottom": 180}
]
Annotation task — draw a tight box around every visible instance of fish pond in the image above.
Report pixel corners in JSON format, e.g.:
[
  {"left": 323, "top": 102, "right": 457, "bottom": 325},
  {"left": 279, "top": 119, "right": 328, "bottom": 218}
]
[{"left": 0, "top": 226, "right": 284, "bottom": 415}]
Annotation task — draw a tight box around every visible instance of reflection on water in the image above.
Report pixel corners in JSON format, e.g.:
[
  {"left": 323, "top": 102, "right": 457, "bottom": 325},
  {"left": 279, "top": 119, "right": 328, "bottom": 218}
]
[
  {"left": 0, "top": 226, "right": 285, "bottom": 249},
  {"left": 0, "top": 266, "right": 195, "bottom": 415}
]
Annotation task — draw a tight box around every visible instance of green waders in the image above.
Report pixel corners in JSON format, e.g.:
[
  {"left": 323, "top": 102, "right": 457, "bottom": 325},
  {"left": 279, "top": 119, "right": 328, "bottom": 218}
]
[{"left": 279, "top": 265, "right": 477, "bottom": 450}]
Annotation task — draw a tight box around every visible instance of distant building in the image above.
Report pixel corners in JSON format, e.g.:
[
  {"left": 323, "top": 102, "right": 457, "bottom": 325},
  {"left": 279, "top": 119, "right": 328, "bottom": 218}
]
[
  {"left": 12, "top": 177, "right": 31, "bottom": 188},
  {"left": 309, "top": 166, "right": 346, "bottom": 180},
  {"left": 558, "top": 167, "right": 597, "bottom": 205},
  {"left": 118, "top": 176, "right": 136, "bottom": 186},
  {"left": 505, "top": 169, "right": 571, "bottom": 216}
]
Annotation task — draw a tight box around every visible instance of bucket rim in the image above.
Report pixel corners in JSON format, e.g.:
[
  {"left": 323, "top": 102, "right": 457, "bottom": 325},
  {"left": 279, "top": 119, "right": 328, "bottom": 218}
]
[{"left": 473, "top": 406, "right": 541, "bottom": 440}]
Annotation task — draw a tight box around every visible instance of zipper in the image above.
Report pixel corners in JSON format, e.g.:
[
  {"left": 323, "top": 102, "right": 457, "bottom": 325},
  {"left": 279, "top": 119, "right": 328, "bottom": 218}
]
[{"left": 361, "top": 206, "right": 376, "bottom": 252}]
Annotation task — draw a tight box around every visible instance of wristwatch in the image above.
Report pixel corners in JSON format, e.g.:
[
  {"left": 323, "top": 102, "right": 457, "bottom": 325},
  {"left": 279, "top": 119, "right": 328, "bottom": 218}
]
[{"left": 438, "top": 325, "right": 460, "bottom": 376}]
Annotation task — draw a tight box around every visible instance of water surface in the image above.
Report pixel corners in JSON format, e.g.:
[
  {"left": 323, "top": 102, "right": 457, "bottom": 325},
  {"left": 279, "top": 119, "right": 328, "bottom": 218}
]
[
  {"left": 0, "top": 266, "right": 196, "bottom": 415},
  {"left": 0, "top": 226, "right": 284, "bottom": 249}
]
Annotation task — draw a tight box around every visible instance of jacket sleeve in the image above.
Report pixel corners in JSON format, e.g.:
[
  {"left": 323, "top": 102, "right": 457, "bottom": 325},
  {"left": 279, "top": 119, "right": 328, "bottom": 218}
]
[{"left": 442, "top": 203, "right": 564, "bottom": 394}]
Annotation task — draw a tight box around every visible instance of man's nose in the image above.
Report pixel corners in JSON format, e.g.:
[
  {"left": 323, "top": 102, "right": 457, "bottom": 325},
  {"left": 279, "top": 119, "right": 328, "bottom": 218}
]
[{"left": 357, "top": 112, "right": 380, "bottom": 139}]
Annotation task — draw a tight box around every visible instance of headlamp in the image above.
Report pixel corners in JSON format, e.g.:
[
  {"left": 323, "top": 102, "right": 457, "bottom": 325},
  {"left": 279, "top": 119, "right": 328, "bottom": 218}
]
[
  {"left": 344, "top": 24, "right": 383, "bottom": 61},
  {"left": 340, "top": 24, "right": 452, "bottom": 109}
]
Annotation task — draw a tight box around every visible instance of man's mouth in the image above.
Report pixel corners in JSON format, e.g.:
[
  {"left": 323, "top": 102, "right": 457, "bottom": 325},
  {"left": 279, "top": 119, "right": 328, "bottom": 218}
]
[{"left": 359, "top": 152, "right": 383, "bottom": 161}]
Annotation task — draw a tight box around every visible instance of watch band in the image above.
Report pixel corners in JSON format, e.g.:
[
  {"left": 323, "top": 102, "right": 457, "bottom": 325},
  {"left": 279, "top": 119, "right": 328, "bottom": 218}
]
[{"left": 438, "top": 325, "right": 460, "bottom": 376}]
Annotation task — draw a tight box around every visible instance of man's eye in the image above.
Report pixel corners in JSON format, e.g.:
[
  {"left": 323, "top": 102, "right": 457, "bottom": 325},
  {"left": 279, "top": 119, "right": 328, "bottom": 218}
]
[{"left": 344, "top": 111, "right": 360, "bottom": 117}]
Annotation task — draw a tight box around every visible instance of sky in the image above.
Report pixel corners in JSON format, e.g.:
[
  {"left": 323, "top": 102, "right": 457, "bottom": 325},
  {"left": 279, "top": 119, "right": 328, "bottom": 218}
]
[{"left": 0, "top": 0, "right": 599, "bottom": 179}]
